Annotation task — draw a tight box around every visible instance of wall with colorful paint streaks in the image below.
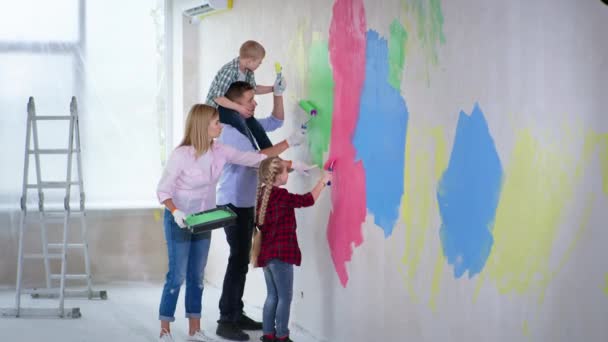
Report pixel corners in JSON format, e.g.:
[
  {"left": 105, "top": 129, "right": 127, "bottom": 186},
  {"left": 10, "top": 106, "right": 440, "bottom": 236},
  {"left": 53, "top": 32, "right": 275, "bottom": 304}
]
[{"left": 195, "top": 0, "right": 608, "bottom": 341}]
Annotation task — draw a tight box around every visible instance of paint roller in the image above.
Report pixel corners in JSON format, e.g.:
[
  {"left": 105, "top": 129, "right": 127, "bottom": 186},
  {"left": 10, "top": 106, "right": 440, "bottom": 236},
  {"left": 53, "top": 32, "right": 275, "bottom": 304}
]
[
  {"left": 326, "top": 160, "right": 335, "bottom": 186},
  {"left": 299, "top": 100, "right": 318, "bottom": 116},
  {"left": 298, "top": 100, "right": 318, "bottom": 129}
]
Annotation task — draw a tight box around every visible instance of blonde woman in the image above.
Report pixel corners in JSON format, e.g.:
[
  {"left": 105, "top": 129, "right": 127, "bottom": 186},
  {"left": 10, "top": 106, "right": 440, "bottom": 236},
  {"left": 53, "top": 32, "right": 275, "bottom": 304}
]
[
  {"left": 253, "top": 157, "right": 332, "bottom": 342},
  {"left": 156, "top": 105, "right": 305, "bottom": 342}
]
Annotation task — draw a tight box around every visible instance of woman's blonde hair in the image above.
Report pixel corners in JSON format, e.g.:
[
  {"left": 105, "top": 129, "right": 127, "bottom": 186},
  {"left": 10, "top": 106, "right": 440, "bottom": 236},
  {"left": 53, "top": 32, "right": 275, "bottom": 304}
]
[
  {"left": 256, "top": 156, "right": 284, "bottom": 226},
  {"left": 180, "top": 104, "right": 218, "bottom": 157}
]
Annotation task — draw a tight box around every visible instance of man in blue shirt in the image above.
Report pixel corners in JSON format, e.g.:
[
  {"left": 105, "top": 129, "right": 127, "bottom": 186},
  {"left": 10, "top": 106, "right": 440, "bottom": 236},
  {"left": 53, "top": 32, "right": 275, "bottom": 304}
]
[{"left": 216, "top": 81, "right": 308, "bottom": 341}]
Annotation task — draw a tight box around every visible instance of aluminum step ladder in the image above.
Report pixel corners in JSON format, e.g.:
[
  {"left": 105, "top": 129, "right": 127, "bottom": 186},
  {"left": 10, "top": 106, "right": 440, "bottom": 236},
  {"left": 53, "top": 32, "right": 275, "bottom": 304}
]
[{"left": 1, "top": 97, "right": 107, "bottom": 319}]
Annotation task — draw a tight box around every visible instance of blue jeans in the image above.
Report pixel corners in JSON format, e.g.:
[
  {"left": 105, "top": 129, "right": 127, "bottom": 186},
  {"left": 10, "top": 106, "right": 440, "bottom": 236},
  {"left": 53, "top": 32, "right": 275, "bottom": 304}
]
[
  {"left": 263, "top": 259, "right": 294, "bottom": 338},
  {"left": 219, "top": 205, "right": 254, "bottom": 322},
  {"left": 159, "top": 209, "right": 211, "bottom": 322}
]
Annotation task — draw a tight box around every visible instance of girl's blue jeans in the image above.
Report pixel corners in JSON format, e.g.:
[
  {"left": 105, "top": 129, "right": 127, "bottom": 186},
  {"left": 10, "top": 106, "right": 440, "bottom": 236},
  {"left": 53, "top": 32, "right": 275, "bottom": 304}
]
[{"left": 262, "top": 259, "right": 294, "bottom": 338}]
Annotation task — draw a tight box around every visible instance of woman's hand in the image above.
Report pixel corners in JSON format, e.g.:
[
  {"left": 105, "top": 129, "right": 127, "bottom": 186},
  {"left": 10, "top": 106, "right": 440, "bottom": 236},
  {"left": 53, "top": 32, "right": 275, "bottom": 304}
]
[{"left": 172, "top": 209, "right": 187, "bottom": 229}]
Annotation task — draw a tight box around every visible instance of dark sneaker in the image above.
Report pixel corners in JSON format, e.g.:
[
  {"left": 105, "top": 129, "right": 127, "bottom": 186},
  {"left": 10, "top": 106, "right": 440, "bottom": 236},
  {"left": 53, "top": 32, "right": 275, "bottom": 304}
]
[
  {"left": 260, "top": 336, "right": 275, "bottom": 342},
  {"left": 237, "top": 313, "right": 263, "bottom": 330},
  {"left": 276, "top": 337, "right": 293, "bottom": 342},
  {"left": 216, "top": 322, "right": 249, "bottom": 341}
]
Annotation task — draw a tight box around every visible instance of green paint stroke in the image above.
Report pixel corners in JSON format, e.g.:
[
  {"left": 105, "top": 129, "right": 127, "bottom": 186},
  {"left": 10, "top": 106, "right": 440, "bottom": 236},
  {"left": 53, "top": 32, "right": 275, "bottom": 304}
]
[
  {"left": 306, "top": 38, "right": 334, "bottom": 167},
  {"left": 403, "top": 0, "right": 445, "bottom": 65},
  {"left": 388, "top": 19, "right": 408, "bottom": 90},
  {"left": 604, "top": 273, "right": 608, "bottom": 297}
]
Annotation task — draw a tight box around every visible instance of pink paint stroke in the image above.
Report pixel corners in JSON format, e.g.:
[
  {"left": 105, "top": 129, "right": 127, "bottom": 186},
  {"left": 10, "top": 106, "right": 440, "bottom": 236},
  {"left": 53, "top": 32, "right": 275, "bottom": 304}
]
[{"left": 326, "top": 0, "right": 367, "bottom": 287}]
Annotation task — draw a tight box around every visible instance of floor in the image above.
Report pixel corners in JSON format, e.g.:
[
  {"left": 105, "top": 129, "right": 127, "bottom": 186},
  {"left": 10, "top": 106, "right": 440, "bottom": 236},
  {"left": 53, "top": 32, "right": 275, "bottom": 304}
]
[{"left": 0, "top": 282, "right": 318, "bottom": 342}]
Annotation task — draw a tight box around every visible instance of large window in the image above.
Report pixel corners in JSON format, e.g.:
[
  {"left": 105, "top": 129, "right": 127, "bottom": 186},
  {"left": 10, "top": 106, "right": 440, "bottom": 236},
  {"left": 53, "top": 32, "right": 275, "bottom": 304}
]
[{"left": 0, "top": 0, "right": 167, "bottom": 209}]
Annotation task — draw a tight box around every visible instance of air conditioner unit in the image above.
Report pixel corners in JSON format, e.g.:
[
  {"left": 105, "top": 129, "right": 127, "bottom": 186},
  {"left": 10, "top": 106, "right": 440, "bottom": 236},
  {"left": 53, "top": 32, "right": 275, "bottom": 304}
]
[{"left": 184, "top": 0, "right": 233, "bottom": 23}]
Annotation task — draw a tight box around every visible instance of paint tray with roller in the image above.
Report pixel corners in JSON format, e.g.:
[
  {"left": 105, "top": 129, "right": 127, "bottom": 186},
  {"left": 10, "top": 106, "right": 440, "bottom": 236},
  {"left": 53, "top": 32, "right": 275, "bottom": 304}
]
[{"left": 185, "top": 206, "right": 237, "bottom": 234}]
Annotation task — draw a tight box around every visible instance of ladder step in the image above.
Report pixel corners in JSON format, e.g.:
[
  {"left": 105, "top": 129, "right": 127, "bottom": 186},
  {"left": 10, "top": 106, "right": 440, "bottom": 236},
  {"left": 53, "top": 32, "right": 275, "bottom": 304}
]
[
  {"left": 32, "top": 116, "right": 73, "bottom": 121},
  {"left": 24, "top": 253, "right": 62, "bottom": 260},
  {"left": 27, "top": 181, "right": 80, "bottom": 189},
  {"left": 23, "top": 288, "right": 107, "bottom": 300},
  {"left": 25, "top": 215, "right": 81, "bottom": 224},
  {"left": 0, "top": 307, "right": 81, "bottom": 319},
  {"left": 47, "top": 243, "right": 85, "bottom": 249},
  {"left": 50, "top": 274, "right": 89, "bottom": 280},
  {"left": 28, "top": 149, "right": 80, "bottom": 154},
  {"left": 43, "top": 210, "right": 83, "bottom": 216}
]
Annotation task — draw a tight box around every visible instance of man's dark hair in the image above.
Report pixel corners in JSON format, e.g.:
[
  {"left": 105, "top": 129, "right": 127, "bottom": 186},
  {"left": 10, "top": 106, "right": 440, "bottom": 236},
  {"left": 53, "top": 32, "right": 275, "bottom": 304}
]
[{"left": 224, "top": 81, "right": 255, "bottom": 101}]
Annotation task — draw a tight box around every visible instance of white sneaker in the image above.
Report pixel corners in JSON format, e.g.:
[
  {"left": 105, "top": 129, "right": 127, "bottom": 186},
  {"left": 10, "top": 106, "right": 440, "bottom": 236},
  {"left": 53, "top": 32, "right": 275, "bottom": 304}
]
[
  {"left": 187, "top": 330, "right": 216, "bottom": 342},
  {"left": 159, "top": 330, "right": 174, "bottom": 342}
]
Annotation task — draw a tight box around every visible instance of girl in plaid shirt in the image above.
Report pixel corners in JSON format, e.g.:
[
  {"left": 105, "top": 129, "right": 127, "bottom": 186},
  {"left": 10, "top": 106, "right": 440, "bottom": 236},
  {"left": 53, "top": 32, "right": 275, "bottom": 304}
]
[{"left": 253, "top": 157, "right": 332, "bottom": 342}]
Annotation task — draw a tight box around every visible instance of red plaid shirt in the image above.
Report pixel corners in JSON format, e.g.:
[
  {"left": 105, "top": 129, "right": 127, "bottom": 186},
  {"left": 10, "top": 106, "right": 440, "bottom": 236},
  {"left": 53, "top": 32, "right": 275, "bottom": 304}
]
[{"left": 256, "top": 186, "right": 315, "bottom": 267}]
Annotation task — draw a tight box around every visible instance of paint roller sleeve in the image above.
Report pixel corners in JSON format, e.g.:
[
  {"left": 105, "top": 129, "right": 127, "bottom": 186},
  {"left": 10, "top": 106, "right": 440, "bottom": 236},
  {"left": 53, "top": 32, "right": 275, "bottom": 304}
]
[{"left": 299, "top": 100, "right": 318, "bottom": 116}]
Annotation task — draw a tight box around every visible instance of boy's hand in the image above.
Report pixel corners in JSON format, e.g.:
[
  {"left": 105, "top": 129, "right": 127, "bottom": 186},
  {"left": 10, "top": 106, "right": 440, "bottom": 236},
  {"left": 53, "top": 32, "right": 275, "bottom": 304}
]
[
  {"left": 273, "top": 76, "right": 287, "bottom": 96},
  {"left": 237, "top": 104, "right": 254, "bottom": 118}
]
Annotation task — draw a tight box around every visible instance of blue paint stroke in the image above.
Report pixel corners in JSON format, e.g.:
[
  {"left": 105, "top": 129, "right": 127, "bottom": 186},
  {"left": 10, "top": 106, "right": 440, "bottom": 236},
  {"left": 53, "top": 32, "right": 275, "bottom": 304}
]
[
  {"left": 437, "top": 104, "right": 503, "bottom": 278},
  {"left": 353, "top": 30, "right": 409, "bottom": 237}
]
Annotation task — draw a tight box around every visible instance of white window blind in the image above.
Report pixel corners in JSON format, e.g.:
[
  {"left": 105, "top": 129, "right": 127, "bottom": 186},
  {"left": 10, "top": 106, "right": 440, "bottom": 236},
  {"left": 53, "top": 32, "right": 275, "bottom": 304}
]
[{"left": 0, "top": 0, "right": 167, "bottom": 209}]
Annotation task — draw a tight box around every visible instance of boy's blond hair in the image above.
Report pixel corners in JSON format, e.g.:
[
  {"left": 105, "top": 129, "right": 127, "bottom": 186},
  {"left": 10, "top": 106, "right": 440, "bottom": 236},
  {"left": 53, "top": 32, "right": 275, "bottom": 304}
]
[{"left": 239, "top": 40, "right": 265, "bottom": 60}]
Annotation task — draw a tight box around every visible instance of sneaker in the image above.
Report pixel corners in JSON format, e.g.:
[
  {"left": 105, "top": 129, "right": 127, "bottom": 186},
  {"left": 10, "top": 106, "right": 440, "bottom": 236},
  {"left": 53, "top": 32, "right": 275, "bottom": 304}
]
[
  {"left": 237, "top": 313, "right": 263, "bottom": 330},
  {"left": 276, "top": 337, "right": 293, "bottom": 342},
  {"left": 260, "top": 335, "right": 275, "bottom": 342},
  {"left": 159, "top": 330, "right": 174, "bottom": 342},
  {"left": 216, "top": 322, "right": 249, "bottom": 341},
  {"left": 188, "top": 330, "right": 216, "bottom": 342}
]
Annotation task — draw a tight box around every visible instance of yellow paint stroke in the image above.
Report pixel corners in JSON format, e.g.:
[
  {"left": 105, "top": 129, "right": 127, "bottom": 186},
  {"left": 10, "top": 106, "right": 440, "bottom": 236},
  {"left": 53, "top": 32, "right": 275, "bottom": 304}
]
[
  {"left": 601, "top": 135, "right": 608, "bottom": 195},
  {"left": 429, "top": 250, "right": 444, "bottom": 311},
  {"left": 400, "top": 127, "right": 448, "bottom": 305},
  {"left": 483, "top": 128, "right": 601, "bottom": 300},
  {"left": 287, "top": 20, "right": 311, "bottom": 100},
  {"left": 538, "top": 194, "right": 595, "bottom": 303},
  {"left": 428, "top": 128, "right": 448, "bottom": 312},
  {"left": 522, "top": 320, "right": 530, "bottom": 337},
  {"left": 485, "top": 129, "right": 570, "bottom": 295},
  {"left": 153, "top": 209, "right": 162, "bottom": 222},
  {"left": 604, "top": 273, "right": 608, "bottom": 297},
  {"left": 472, "top": 272, "right": 485, "bottom": 303},
  {"left": 401, "top": 127, "right": 428, "bottom": 300}
]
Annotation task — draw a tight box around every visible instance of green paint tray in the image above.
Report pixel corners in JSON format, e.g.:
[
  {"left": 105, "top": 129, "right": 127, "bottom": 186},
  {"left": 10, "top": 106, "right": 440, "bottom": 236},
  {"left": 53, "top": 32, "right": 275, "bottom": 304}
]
[{"left": 185, "top": 206, "right": 237, "bottom": 234}]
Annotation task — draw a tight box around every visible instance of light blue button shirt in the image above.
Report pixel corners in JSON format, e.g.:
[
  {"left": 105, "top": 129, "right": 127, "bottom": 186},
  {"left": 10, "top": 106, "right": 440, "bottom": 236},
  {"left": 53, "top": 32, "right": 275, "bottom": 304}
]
[{"left": 216, "top": 114, "right": 283, "bottom": 208}]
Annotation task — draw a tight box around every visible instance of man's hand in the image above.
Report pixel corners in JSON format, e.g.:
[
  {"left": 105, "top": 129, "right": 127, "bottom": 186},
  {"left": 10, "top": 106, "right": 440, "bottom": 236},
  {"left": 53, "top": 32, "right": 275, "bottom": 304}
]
[
  {"left": 286, "top": 128, "right": 306, "bottom": 147},
  {"left": 291, "top": 160, "right": 318, "bottom": 175},
  {"left": 273, "top": 76, "right": 287, "bottom": 96}
]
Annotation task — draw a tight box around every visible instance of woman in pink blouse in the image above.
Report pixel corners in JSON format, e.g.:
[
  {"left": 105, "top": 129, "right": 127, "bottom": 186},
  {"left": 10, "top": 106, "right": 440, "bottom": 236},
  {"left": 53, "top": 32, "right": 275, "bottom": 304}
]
[{"left": 156, "top": 104, "right": 304, "bottom": 341}]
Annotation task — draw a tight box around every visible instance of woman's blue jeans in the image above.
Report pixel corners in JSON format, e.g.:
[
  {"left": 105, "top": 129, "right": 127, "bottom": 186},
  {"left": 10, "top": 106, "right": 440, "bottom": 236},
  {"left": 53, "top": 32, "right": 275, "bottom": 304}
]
[
  {"left": 262, "top": 259, "right": 294, "bottom": 338},
  {"left": 158, "top": 209, "right": 211, "bottom": 321}
]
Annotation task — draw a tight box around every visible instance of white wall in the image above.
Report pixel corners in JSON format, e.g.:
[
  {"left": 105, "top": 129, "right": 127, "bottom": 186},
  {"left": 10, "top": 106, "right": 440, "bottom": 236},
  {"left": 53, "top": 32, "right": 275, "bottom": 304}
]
[{"left": 193, "top": 0, "right": 608, "bottom": 341}]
